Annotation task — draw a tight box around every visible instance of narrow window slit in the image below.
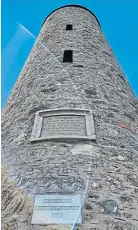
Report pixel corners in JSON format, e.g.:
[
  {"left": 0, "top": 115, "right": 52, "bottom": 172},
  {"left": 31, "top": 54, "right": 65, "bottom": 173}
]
[
  {"left": 63, "top": 50, "right": 73, "bottom": 63},
  {"left": 66, "top": 24, "right": 72, "bottom": 30},
  {"left": 73, "top": 65, "right": 83, "bottom": 67}
]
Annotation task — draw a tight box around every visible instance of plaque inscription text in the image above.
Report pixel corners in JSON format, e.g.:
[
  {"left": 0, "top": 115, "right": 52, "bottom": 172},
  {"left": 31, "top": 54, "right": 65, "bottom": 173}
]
[
  {"left": 41, "top": 115, "right": 86, "bottom": 137},
  {"left": 30, "top": 108, "right": 96, "bottom": 141},
  {"left": 31, "top": 194, "right": 82, "bottom": 224}
]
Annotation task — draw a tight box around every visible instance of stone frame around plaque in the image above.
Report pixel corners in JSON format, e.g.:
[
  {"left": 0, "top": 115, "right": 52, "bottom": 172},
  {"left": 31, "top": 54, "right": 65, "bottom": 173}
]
[{"left": 30, "top": 108, "right": 96, "bottom": 142}]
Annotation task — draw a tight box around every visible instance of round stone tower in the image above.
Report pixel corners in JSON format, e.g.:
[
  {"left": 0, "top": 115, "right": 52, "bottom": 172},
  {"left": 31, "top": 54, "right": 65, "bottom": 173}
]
[{"left": 2, "top": 5, "right": 138, "bottom": 230}]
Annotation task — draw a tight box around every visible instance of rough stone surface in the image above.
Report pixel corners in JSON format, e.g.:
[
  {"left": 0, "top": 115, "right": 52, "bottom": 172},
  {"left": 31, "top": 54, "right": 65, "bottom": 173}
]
[{"left": 2, "top": 5, "right": 138, "bottom": 230}]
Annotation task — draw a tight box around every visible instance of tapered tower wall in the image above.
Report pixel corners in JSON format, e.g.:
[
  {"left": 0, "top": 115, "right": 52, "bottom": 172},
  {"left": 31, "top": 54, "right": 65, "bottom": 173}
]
[{"left": 2, "top": 5, "right": 138, "bottom": 230}]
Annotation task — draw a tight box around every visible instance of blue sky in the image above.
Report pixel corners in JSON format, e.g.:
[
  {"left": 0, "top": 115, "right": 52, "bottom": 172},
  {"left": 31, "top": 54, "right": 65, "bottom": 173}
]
[{"left": 2, "top": 0, "right": 138, "bottom": 107}]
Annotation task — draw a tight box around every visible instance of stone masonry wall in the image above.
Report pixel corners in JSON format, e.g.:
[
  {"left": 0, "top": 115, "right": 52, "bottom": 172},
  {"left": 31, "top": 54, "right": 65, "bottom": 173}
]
[{"left": 2, "top": 6, "right": 138, "bottom": 230}]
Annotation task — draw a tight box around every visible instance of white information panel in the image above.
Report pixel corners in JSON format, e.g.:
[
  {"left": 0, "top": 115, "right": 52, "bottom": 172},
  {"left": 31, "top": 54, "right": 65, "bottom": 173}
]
[{"left": 31, "top": 194, "right": 82, "bottom": 224}]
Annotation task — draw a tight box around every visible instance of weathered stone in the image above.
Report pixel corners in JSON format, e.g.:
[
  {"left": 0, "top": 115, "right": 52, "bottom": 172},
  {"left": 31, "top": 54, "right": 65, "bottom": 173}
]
[
  {"left": 117, "top": 156, "right": 125, "bottom": 161},
  {"left": 120, "top": 194, "right": 133, "bottom": 203},
  {"left": 92, "top": 182, "right": 99, "bottom": 189},
  {"left": 85, "top": 88, "right": 97, "bottom": 97},
  {"left": 100, "top": 200, "right": 118, "bottom": 215},
  {"left": 85, "top": 202, "right": 93, "bottom": 210}
]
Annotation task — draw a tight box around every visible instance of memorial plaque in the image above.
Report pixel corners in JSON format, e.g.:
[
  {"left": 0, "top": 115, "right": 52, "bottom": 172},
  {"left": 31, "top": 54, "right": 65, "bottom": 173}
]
[
  {"left": 41, "top": 115, "right": 86, "bottom": 137},
  {"left": 30, "top": 108, "right": 96, "bottom": 141},
  {"left": 31, "top": 194, "right": 82, "bottom": 224}
]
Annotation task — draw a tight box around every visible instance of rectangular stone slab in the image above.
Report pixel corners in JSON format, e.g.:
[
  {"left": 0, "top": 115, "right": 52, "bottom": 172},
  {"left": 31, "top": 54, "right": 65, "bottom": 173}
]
[
  {"left": 30, "top": 108, "right": 96, "bottom": 141},
  {"left": 31, "top": 194, "right": 82, "bottom": 224}
]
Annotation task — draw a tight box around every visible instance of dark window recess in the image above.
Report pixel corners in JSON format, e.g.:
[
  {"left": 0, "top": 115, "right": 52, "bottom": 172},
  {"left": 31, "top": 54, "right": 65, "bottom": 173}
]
[
  {"left": 63, "top": 50, "right": 73, "bottom": 63},
  {"left": 66, "top": 24, "right": 72, "bottom": 30}
]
